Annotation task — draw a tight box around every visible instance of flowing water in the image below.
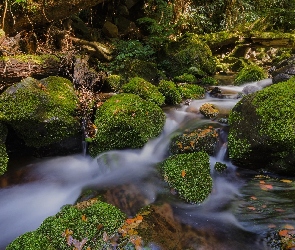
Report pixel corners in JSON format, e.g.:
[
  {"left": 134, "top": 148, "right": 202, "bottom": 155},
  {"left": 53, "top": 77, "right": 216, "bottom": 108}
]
[{"left": 1, "top": 79, "right": 295, "bottom": 249}]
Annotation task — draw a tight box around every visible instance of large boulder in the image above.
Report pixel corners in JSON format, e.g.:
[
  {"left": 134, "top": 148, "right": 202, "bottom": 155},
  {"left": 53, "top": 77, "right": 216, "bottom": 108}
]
[
  {"left": 0, "top": 76, "right": 80, "bottom": 151},
  {"left": 88, "top": 93, "right": 165, "bottom": 157},
  {"left": 228, "top": 77, "right": 295, "bottom": 175}
]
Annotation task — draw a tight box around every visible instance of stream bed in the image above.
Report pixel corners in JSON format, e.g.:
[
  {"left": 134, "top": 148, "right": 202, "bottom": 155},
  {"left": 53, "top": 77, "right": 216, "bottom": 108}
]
[{"left": 0, "top": 79, "right": 294, "bottom": 249}]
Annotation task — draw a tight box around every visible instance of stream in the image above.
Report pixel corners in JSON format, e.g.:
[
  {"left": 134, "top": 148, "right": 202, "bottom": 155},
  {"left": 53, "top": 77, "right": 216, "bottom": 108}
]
[{"left": 1, "top": 79, "right": 295, "bottom": 249}]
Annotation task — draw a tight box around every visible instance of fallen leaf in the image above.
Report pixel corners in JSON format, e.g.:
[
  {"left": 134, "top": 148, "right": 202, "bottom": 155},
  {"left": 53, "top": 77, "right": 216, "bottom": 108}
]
[
  {"left": 250, "top": 196, "right": 257, "bottom": 200},
  {"left": 126, "top": 218, "right": 135, "bottom": 224},
  {"left": 279, "top": 229, "right": 289, "bottom": 237},
  {"left": 260, "top": 184, "right": 273, "bottom": 190},
  {"left": 82, "top": 214, "right": 87, "bottom": 221},
  {"left": 181, "top": 170, "right": 186, "bottom": 177},
  {"left": 281, "top": 179, "right": 292, "bottom": 183},
  {"left": 247, "top": 206, "right": 256, "bottom": 211},
  {"left": 283, "top": 224, "right": 295, "bottom": 230}
]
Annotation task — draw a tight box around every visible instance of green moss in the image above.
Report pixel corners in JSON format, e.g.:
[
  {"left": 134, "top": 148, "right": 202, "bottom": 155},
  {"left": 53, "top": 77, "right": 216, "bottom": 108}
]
[
  {"left": 0, "top": 123, "right": 8, "bottom": 175},
  {"left": 0, "top": 76, "right": 80, "bottom": 148},
  {"left": 160, "top": 34, "right": 216, "bottom": 77},
  {"left": 6, "top": 231, "right": 53, "bottom": 250},
  {"left": 228, "top": 77, "right": 295, "bottom": 174},
  {"left": 89, "top": 93, "right": 165, "bottom": 157},
  {"left": 201, "top": 76, "right": 218, "bottom": 85},
  {"left": 0, "top": 54, "right": 60, "bottom": 64},
  {"left": 106, "top": 74, "right": 123, "bottom": 92},
  {"left": 178, "top": 84, "right": 205, "bottom": 99},
  {"left": 234, "top": 64, "right": 267, "bottom": 85},
  {"left": 121, "top": 77, "right": 165, "bottom": 106},
  {"left": 159, "top": 152, "right": 212, "bottom": 203},
  {"left": 170, "top": 126, "right": 218, "bottom": 155},
  {"left": 7, "top": 200, "right": 126, "bottom": 249},
  {"left": 174, "top": 73, "right": 196, "bottom": 83},
  {"left": 214, "top": 162, "right": 227, "bottom": 172},
  {"left": 158, "top": 80, "right": 182, "bottom": 105}
]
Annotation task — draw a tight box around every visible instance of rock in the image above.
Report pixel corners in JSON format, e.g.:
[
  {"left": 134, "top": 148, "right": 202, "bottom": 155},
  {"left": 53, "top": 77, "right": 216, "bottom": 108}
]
[
  {"left": 159, "top": 152, "right": 212, "bottom": 203},
  {"left": 88, "top": 93, "right": 165, "bottom": 157},
  {"left": 271, "top": 55, "right": 295, "bottom": 84},
  {"left": 170, "top": 126, "right": 219, "bottom": 156},
  {"left": 0, "top": 76, "right": 81, "bottom": 153},
  {"left": 102, "top": 21, "right": 119, "bottom": 38},
  {"left": 242, "top": 85, "right": 260, "bottom": 94},
  {"left": 228, "top": 77, "right": 295, "bottom": 175},
  {"left": 199, "top": 103, "right": 219, "bottom": 118}
]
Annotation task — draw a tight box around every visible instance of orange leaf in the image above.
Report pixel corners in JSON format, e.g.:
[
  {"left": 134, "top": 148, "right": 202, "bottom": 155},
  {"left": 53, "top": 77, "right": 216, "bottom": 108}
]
[
  {"left": 279, "top": 229, "right": 289, "bottom": 237},
  {"left": 260, "top": 184, "right": 273, "bottom": 190},
  {"left": 181, "top": 170, "right": 186, "bottom": 177},
  {"left": 250, "top": 196, "right": 257, "bottom": 200},
  {"left": 82, "top": 214, "right": 87, "bottom": 221},
  {"left": 126, "top": 218, "right": 134, "bottom": 224},
  {"left": 281, "top": 179, "right": 292, "bottom": 183},
  {"left": 136, "top": 215, "right": 143, "bottom": 222},
  {"left": 247, "top": 206, "right": 256, "bottom": 211},
  {"left": 260, "top": 180, "right": 265, "bottom": 184}
]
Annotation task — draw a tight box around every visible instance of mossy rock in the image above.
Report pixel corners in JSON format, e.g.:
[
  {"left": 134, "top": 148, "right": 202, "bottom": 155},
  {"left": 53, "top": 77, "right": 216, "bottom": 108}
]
[
  {"left": 89, "top": 93, "right": 165, "bottom": 157},
  {"left": 174, "top": 73, "right": 197, "bottom": 83},
  {"left": 7, "top": 200, "right": 126, "bottom": 249},
  {"left": 105, "top": 74, "right": 123, "bottom": 92},
  {"left": 228, "top": 77, "right": 295, "bottom": 175},
  {"left": 214, "top": 162, "right": 227, "bottom": 173},
  {"left": 199, "top": 103, "right": 219, "bottom": 119},
  {"left": 178, "top": 84, "right": 205, "bottom": 99},
  {"left": 170, "top": 126, "right": 218, "bottom": 156},
  {"left": 0, "top": 122, "right": 8, "bottom": 175},
  {"left": 159, "top": 152, "right": 212, "bottom": 203},
  {"left": 121, "top": 77, "right": 165, "bottom": 106},
  {"left": 158, "top": 80, "right": 182, "bottom": 105},
  {"left": 160, "top": 34, "right": 216, "bottom": 77},
  {"left": 234, "top": 64, "right": 267, "bottom": 85},
  {"left": 117, "top": 59, "right": 159, "bottom": 83},
  {"left": 0, "top": 76, "right": 80, "bottom": 149}
]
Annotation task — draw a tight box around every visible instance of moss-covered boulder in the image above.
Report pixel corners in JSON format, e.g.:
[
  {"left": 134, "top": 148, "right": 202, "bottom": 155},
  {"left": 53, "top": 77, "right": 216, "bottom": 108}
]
[
  {"left": 0, "top": 76, "right": 80, "bottom": 150},
  {"left": 105, "top": 74, "right": 123, "bottom": 92},
  {"left": 178, "top": 84, "right": 205, "bottom": 99},
  {"left": 228, "top": 77, "right": 295, "bottom": 175},
  {"left": 89, "top": 93, "right": 165, "bottom": 157},
  {"left": 160, "top": 152, "right": 212, "bottom": 203},
  {"left": 234, "top": 64, "right": 267, "bottom": 85},
  {"left": 158, "top": 80, "right": 182, "bottom": 105},
  {"left": 0, "top": 122, "right": 8, "bottom": 175},
  {"left": 170, "top": 126, "right": 218, "bottom": 156},
  {"left": 160, "top": 34, "right": 216, "bottom": 78},
  {"left": 121, "top": 77, "right": 165, "bottom": 106},
  {"left": 7, "top": 199, "right": 126, "bottom": 249}
]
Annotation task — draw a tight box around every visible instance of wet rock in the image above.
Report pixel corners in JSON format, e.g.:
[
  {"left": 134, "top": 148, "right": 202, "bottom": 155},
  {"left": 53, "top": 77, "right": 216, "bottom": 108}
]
[
  {"left": 199, "top": 102, "right": 219, "bottom": 118},
  {"left": 102, "top": 21, "right": 119, "bottom": 38}
]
